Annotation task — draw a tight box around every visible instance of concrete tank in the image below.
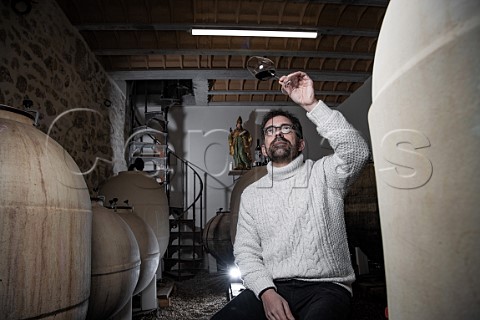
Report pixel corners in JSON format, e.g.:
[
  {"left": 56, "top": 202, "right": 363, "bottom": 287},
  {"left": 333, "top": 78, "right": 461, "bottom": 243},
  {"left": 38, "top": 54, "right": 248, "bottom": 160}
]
[
  {"left": 344, "top": 162, "right": 383, "bottom": 264},
  {"left": 99, "top": 171, "right": 170, "bottom": 258},
  {"left": 229, "top": 166, "right": 267, "bottom": 243},
  {"left": 0, "top": 105, "right": 91, "bottom": 320},
  {"left": 86, "top": 201, "right": 140, "bottom": 320},
  {"left": 116, "top": 207, "right": 160, "bottom": 295},
  {"left": 368, "top": 0, "right": 480, "bottom": 318}
]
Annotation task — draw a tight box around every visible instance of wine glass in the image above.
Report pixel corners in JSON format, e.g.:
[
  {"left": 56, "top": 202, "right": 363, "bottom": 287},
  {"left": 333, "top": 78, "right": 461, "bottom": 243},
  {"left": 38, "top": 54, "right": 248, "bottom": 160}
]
[{"left": 246, "top": 56, "right": 291, "bottom": 93}]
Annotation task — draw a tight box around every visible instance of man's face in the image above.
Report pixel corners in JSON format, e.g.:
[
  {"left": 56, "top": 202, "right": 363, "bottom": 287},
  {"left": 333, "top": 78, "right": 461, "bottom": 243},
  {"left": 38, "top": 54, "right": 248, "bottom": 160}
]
[{"left": 262, "top": 115, "right": 305, "bottom": 166}]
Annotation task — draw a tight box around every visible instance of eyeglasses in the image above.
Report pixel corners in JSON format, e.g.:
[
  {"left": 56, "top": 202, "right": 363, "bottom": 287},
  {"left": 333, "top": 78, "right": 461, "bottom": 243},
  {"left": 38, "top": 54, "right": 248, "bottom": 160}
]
[{"left": 263, "top": 124, "right": 294, "bottom": 136}]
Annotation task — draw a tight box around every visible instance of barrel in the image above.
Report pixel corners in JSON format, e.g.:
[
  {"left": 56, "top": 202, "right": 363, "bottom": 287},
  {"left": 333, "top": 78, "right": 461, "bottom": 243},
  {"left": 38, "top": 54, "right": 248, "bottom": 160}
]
[
  {"left": 368, "top": 1, "right": 480, "bottom": 318},
  {"left": 344, "top": 162, "right": 383, "bottom": 264},
  {"left": 116, "top": 207, "right": 160, "bottom": 295},
  {"left": 0, "top": 105, "right": 91, "bottom": 320},
  {"left": 203, "top": 211, "right": 235, "bottom": 266},
  {"left": 86, "top": 201, "right": 140, "bottom": 320},
  {"left": 99, "top": 171, "right": 170, "bottom": 259},
  {"left": 229, "top": 166, "right": 267, "bottom": 243}
]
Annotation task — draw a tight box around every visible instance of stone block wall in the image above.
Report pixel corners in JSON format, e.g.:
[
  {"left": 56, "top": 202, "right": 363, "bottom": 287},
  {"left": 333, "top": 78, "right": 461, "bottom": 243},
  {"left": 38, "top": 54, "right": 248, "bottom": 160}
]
[{"left": 0, "top": 0, "right": 127, "bottom": 192}]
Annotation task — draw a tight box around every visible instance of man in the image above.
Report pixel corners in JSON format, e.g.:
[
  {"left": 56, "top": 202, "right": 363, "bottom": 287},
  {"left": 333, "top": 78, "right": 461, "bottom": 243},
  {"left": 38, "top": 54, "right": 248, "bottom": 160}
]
[{"left": 212, "top": 71, "right": 369, "bottom": 320}]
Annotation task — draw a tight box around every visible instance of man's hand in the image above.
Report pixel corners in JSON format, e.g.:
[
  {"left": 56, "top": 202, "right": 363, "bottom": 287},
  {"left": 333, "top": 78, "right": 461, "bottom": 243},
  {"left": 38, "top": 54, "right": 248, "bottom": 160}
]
[
  {"left": 260, "top": 289, "right": 295, "bottom": 320},
  {"left": 279, "top": 71, "right": 318, "bottom": 112}
]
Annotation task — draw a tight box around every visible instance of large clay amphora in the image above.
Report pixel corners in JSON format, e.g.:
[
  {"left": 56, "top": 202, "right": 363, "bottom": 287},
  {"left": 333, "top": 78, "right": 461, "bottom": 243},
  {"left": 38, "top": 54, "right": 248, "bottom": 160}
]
[
  {"left": 86, "top": 201, "right": 140, "bottom": 320},
  {"left": 99, "top": 171, "right": 170, "bottom": 259},
  {"left": 0, "top": 105, "right": 91, "bottom": 319},
  {"left": 116, "top": 206, "right": 160, "bottom": 295},
  {"left": 368, "top": 1, "right": 480, "bottom": 318}
]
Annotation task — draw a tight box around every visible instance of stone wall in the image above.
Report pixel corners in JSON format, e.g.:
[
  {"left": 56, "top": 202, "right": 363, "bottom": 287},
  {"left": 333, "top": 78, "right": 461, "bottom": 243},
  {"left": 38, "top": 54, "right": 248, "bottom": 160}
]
[{"left": 0, "top": 0, "right": 127, "bottom": 192}]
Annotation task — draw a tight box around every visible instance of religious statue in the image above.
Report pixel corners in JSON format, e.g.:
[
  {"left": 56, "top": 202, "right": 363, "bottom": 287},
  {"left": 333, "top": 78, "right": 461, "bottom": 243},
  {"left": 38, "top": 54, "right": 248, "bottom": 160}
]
[{"left": 228, "top": 116, "right": 252, "bottom": 170}]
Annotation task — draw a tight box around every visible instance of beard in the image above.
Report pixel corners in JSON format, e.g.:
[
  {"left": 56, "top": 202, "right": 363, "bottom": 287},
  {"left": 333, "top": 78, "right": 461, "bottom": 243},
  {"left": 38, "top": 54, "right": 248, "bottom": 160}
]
[{"left": 267, "top": 136, "right": 301, "bottom": 164}]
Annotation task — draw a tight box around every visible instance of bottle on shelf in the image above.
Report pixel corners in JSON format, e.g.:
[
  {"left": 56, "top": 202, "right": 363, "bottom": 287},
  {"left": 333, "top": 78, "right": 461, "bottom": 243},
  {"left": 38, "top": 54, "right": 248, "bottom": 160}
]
[
  {"left": 254, "top": 139, "right": 263, "bottom": 167},
  {"left": 263, "top": 155, "right": 269, "bottom": 166}
]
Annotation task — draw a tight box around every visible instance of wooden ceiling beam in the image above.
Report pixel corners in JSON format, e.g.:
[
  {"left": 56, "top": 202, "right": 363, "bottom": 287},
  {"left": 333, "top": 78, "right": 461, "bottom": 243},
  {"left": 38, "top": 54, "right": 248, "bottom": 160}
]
[
  {"left": 75, "top": 24, "right": 380, "bottom": 37},
  {"left": 208, "top": 90, "right": 352, "bottom": 96},
  {"left": 108, "top": 69, "right": 371, "bottom": 82},
  {"left": 205, "top": 101, "right": 340, "bottom": 108},
  {"left": 297, "top": 0, "right": 388, "bottom": 6},
  {"left": 93, "top": 49, "right": 374, "bottom": 60}
]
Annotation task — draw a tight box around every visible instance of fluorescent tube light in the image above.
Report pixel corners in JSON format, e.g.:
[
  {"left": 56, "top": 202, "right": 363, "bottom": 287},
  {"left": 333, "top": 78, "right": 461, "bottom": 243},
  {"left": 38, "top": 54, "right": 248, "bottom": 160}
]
[{"left": 191, "top": 28, "right": 318, "bottom": 39}]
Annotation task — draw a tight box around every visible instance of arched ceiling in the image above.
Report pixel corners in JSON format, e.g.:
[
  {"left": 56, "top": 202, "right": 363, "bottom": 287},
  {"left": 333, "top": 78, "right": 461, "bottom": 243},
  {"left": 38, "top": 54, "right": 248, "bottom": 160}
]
[{"left": 55, "top": 0, "right": 388, "bottom": 107}]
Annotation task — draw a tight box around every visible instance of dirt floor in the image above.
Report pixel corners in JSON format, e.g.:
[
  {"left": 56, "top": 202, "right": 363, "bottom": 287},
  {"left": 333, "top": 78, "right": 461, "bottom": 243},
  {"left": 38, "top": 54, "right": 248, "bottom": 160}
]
[{"left": 133, "top": 270, "right": 387, "bottom": 320}]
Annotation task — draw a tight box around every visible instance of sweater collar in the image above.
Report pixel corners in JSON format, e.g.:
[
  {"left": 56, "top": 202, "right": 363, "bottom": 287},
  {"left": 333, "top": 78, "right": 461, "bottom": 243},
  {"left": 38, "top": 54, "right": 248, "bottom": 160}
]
[{"left": 266, "top": 154, "right": 305, "bottom": 181}]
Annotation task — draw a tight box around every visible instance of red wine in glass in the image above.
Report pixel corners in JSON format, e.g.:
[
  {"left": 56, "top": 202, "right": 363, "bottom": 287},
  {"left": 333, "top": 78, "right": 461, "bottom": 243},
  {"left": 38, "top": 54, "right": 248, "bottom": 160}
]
[{"left": 246, "top": 56, "right": 291, "bottom": 92}]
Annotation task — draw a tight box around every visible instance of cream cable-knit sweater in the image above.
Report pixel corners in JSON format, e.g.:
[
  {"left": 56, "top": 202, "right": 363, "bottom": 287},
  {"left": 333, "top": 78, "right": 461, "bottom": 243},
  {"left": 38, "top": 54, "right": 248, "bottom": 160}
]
[{"left": 233, "top": 101, "right": 370, "bottom": 298}]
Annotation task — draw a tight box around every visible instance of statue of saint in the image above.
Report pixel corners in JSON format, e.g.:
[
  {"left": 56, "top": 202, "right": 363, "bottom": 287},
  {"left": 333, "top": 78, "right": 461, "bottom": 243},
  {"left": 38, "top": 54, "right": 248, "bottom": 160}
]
[{"left": 228, "top": 116, "right": 252, "bottom": 170}]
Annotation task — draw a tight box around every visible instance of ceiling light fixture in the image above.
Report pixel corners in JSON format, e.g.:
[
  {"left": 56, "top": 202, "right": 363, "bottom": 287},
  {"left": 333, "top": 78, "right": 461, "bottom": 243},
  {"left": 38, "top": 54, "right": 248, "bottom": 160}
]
[{"left": 191, "top": 28, "right": 318, "bottom": 39}]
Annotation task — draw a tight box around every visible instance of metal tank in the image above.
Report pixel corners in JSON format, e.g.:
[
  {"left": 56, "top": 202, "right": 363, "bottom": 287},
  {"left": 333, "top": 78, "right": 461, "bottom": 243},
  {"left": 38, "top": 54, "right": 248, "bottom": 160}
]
[
  {"left": 99, "top": 171, "right": 170, "bottom": 260},
  {"left": 203, "top": 210, "right": 235, "bottom": 267},
  {"left": 0, "top": 105, "right": 91, "bottom": 320},
  {"left": 201, "top": 167, "right": 266, "bottom": 267},
  {"left": 86, "top": 200, "right": 140, "bottom": 320},
  {"left": 368, "top": 0, "right": 480, "bottom": 318}
]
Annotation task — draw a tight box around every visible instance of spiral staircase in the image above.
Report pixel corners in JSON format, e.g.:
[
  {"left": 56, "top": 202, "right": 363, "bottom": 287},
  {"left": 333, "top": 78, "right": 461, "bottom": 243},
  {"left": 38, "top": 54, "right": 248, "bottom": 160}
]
[{"left": 127, "top": 84, "right": 205, "bottom": 281}]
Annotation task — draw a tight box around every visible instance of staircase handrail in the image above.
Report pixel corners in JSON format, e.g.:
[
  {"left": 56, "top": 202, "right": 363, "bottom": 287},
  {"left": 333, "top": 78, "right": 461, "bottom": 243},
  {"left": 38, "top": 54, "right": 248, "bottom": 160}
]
[
  {"left": 141, "top": 132, "right": 203, "bottom": 220},
  {"left": 168, "top": 150, "right": 204, "bottom": 221}
]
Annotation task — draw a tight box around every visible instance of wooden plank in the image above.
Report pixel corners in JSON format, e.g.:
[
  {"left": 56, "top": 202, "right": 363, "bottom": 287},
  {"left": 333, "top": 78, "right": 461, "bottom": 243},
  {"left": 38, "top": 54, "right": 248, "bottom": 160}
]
[
  {"left": 158, "top": 297, "right": 171, "bottom": 308},
  {"left": 157, "top": 281, "right": 175, "bottom": 299},
  {"left": 157, "top": 280, "right": 175, "bottom": 308}
]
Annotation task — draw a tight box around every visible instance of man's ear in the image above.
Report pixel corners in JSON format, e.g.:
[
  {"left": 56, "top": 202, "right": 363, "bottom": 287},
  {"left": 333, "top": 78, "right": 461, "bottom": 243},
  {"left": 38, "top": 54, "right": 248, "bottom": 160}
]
[
  {"left": 261, "top": 144, "right": 268, "bottom": 157},
  {"left": 298, "top": 139, "right": 305, "bottom": 152}
]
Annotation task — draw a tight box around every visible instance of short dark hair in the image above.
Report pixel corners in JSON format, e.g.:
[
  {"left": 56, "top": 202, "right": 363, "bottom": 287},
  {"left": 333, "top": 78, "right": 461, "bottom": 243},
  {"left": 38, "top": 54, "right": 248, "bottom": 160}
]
[{"left": 260, "top": 109, "right": 303, "bottom": 141}]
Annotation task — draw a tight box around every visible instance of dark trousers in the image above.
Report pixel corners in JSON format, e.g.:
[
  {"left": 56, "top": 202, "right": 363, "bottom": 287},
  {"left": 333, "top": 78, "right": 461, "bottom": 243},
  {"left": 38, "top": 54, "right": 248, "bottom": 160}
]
[{"left": 211, "top": 280, "right": 351, "bottom": 320}]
